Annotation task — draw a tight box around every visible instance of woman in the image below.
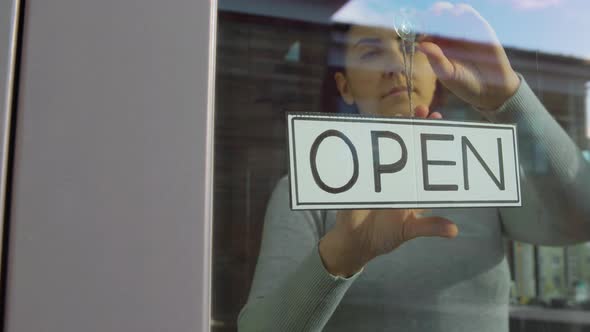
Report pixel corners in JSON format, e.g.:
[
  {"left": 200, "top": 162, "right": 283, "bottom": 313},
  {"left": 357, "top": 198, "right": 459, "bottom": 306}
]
[{"left": 238, "top": 3, "right": 590, "bottom": 331}]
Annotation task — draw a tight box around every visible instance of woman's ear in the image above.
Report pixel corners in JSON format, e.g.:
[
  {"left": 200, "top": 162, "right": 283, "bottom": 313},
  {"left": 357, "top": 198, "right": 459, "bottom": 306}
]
[{"left": 334, "top": 72, "right": 355, "bottom": 105}]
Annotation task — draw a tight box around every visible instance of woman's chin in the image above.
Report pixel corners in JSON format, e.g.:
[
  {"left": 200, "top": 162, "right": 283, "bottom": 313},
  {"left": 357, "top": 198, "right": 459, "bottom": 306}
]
[
  {"left": 357, "top": 104, "right": 414, "bottom": 118},
  {"left": 358, "top": 109, "right": 411, "bottom": 118},
  {"left": 377, "top": 108, "right": 413, "bottom": 118}
]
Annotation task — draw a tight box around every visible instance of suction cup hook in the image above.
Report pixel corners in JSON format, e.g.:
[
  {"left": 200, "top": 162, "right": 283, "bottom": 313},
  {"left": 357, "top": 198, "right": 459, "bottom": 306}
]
[{"left": 394, "top": 8, "right": 419, "bottom": 42}]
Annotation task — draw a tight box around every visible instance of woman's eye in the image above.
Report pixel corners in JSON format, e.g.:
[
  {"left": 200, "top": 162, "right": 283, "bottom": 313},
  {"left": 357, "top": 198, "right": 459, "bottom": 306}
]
[{"left": 360, "top": 49, "right": 383, "bottom": 60}]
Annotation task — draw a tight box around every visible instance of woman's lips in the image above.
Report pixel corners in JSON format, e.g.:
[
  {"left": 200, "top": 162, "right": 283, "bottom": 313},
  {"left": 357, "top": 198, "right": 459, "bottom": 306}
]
[{"left": 382, "top": 87, "right": 409, "bottom": 99}]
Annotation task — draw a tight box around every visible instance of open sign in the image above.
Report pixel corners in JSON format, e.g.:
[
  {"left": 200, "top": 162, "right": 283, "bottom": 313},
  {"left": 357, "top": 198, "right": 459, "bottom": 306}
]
[{"left": 287, "top": 113, "right": 521, "bottom": 210}]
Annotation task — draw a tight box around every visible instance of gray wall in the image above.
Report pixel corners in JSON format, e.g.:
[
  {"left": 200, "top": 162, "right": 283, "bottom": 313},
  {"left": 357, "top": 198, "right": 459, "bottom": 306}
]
[{"left": 4, "top": 0, "right": 214, "bottom": 331}]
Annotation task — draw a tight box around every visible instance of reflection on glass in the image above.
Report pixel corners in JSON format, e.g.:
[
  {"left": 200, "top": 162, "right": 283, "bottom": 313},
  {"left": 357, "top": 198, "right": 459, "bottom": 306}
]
[
  {"left": 213, "top": 1, "right": 590, "bottom": 331},
  {"left": 538, "top": 246, "right": 566, "bottom": 301}
]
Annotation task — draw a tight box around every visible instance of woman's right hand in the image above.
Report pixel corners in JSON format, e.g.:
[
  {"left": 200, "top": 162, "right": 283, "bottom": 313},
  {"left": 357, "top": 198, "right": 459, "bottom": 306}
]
[{"left": 318, "top": 106, "right": 458, "bottom": 277}]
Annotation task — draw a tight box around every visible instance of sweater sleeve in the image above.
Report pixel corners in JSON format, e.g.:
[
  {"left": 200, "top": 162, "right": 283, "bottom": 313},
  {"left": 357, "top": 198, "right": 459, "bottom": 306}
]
[
  {"left": 237, "top": 177, "right": 361, "bottom": 331},
  {"left": 481, "top": 75, "right": 590, "bottom": 245}
]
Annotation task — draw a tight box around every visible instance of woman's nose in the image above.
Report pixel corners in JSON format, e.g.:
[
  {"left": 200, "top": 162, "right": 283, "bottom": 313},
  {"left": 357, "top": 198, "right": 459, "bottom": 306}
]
[{"left": 382, "top": 43, "right": 405, "bottom": 76}]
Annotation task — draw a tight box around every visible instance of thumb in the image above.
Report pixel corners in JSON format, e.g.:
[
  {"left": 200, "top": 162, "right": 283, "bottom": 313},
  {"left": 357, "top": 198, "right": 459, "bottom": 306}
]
[
  {"left": 402, "top": 216, "right": 458, "bottom": 241},
  {"left": 417, "top": 41, "right": 456, "bottom": 82}
]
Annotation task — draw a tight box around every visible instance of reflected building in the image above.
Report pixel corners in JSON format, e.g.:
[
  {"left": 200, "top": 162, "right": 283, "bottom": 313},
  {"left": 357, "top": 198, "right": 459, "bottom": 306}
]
[
  {"left": 538, "top": 247, "right": 567, "bottom": 301},
  {"left": 567, "top": 244, "right": 590, "bottom": 294},
  {"left": 580, "top": 244, "right": 590, "bottom": 282}
]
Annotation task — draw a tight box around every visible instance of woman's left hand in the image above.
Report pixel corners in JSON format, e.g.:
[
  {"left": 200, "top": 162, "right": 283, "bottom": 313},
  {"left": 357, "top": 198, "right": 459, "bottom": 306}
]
[{"left": 417, "top": 3, "right": 520, "bottom": 111}]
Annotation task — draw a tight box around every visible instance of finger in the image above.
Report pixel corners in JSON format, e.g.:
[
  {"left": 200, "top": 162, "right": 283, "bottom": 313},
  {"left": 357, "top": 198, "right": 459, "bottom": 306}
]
[
  {"left": 428, "top": 111, "right": 443, "bottom": 119},
  {"left": 414, "top": 105, "right": 429, "bottom": 118},
  {"left": 411, "top": 209, "right": 432, "bottom": 218},
  {"left": 402, "top": 216, "right": 458, "bottom": 241},
  {"left": 416, "top": 41, "right": 456, "bottom": 82}
]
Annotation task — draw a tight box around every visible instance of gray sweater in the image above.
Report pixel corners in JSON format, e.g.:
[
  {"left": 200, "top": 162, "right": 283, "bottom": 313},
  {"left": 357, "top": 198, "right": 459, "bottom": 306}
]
[{"left": 238, "top": 77, "right": 590, "bottom": 331}]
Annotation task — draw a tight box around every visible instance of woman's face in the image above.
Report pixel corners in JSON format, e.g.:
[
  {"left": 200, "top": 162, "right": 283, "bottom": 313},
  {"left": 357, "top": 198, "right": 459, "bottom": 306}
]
[{"left": 335, "top": 25, "right": 438, "bottom": 117}]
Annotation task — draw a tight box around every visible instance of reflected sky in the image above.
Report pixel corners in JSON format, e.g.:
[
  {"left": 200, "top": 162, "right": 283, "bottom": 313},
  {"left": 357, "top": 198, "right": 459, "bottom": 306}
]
[{"left": 332, "top": 0, "right": 590, "bottom": 59}]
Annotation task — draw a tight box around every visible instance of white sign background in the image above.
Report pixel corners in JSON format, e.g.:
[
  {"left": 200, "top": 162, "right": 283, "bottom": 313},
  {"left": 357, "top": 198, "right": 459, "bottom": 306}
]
[{"left": 287, "top": 113, "right": 521, "bottom": 210}]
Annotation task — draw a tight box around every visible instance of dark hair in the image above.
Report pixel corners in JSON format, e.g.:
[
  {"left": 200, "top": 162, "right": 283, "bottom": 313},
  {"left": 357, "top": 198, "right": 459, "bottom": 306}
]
[
  {"left": 320, "top": 23, "right": 446, "bottom": 114},
  {"left": 320, "top": 23, "right": 353, "bottom": 114}
]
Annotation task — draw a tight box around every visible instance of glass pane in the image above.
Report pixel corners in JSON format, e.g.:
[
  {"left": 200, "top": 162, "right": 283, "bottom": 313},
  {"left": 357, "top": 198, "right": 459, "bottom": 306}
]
[{"left": 212, "top": 1, "right": 590, "bottom": 331}]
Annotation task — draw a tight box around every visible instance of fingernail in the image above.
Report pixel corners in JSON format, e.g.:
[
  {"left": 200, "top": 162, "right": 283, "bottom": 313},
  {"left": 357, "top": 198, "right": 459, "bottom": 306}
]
[{"left": 441, "top": 223, "right": 458, "bottom": 237}]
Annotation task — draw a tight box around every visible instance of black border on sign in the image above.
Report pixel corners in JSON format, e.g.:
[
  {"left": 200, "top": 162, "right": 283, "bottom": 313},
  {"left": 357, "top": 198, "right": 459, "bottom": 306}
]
[{"left": 287, "top": 112, "right": 521, "bottom": 209}]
